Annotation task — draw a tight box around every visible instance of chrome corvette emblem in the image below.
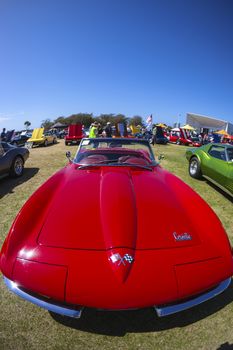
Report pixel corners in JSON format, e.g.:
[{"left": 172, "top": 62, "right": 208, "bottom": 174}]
[
  {"left": 173, "top": 232, "right": 192, "bottom": 241},
  {"left": 109, "top": 253, "right": 134, "bottom": 266}
]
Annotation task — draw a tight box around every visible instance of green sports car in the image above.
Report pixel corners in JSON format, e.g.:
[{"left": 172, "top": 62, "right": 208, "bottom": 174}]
[{"left": 186, "top": 143, "right": 233, "bottom": 197}]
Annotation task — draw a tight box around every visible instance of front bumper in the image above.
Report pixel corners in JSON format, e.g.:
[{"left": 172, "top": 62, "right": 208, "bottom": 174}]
[
  {"left": 3, "top": 276, "right": 83, "bottom": 318},
  {"left": 3, "top": 276, "right": 231, "bottom": 318},
  {"left": 155, "top": 277, "right": 231, "bottom": 316}
]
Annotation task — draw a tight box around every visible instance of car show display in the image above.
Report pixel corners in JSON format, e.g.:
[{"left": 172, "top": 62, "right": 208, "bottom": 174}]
[
  {"left": 26, "top": 128, "right": 57, "bottom": 147},
  {"left": 1, "top": 138, "right": 232, "bottom": 319},
  {"left": 186, "top": 143, "right": 233, "bottom": 197},
  {"left": 64, "top": 123, "right": 86, "bottom": 145},
  {"left": 0, "top": 142, "right": 29, "bottom": 178}
]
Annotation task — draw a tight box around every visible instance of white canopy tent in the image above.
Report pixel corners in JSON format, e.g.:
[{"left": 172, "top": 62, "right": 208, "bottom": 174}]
[{"left": 186, "top": 113, "right": 233, "bottom": 135}]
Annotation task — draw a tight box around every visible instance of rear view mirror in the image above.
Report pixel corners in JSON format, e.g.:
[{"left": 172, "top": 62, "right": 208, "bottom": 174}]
[{"left": 66, "top": 151, "right": 73, "bottom": 163}]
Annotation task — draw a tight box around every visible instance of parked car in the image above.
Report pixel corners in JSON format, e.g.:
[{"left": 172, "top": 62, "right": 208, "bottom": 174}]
[
  {"left": 27, "top": 128, "right": 57, "bottom": 147},
  {"left": 152, "top": 126, "right": 168, "bottom": 145},
  {"left": 5, "top": 130, "right": 15, "bottom": 143},
  {"left": 65, "top": 124, "right": 85, "bottom": 145},
  {"left": 10, "top": 134, "right": 30, "bottom": 147},
  {"left": 169, "top": 130, "right": 180, "bottom": 143},
  {"left": 0, "top": 142, "right": 29, "bottom": 178},
  {"left": 190, "top": 136, "right": 202, "bottom": 147},
  {"left": 186, "top": 143, "right": 233, "bottom": 197},
  {"left": 1, "top": 138, "right": 232, "bottom": 319},
  {"left": 176, "top": 129, "right": 193, "bottom": 146}
]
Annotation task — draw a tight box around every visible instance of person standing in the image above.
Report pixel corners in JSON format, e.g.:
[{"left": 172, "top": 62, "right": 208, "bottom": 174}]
[
  {"left": 104, "top": 122, "right": 112, "bottom": 137},
  {"left": 0, "top": 128, "right": 6, "bottom": 141},
  {"left": 89, "top": 122, "right": 98, "bottom": 138}
]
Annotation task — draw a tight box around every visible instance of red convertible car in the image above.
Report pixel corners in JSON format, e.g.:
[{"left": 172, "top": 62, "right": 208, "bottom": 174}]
[{"left": 0, "top": 138, "right": 232, "bottom": 318}]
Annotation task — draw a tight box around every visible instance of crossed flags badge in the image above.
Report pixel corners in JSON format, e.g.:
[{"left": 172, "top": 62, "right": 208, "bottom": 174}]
[{"left": 109, "top": 253, "right": 134, "bottom": 266}]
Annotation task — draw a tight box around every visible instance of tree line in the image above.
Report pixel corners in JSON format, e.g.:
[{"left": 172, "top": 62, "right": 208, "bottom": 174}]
[{"left": 39, "top": 113, "right": 145, "bottom": 130}]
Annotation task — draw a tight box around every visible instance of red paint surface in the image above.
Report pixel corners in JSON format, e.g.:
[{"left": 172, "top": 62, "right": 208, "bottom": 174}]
[{"left": 1, "top": 156, "right": 232, "bottom": 309}]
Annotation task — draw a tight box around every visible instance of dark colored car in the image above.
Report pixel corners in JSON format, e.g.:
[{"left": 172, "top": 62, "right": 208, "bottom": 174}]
[
  {"left": 152, "top": 126, "right": 168, "bottom": 145},
  {"left": 186, "top": 143, "right": 233, "bottom": 197},
  {"left": 10, "top": 134, "right": 30, "bottom": 147},
  {"left": 0, "top": 142, "right": 29, "bottom": 178}
]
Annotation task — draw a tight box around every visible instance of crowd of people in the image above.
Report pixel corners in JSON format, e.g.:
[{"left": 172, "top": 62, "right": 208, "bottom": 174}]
[
  {"left": 1, "top": 123, "right": 232, "bottom": 145},
  {"left": 89, "top": 121, "right": 113, "bottom": 138}
]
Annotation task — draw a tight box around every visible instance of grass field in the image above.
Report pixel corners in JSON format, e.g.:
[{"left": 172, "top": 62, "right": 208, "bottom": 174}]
[{"left": 0, "top": 141, "right": 233, "bottom": 350}]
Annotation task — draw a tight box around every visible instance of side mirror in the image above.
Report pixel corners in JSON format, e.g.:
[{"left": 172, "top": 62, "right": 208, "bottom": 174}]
[
  {"left": 158, "top": 154, "right": 165, "bottom": 161},
  {"left": 66, "top": 151, "right": 73, "bottom": 163}
]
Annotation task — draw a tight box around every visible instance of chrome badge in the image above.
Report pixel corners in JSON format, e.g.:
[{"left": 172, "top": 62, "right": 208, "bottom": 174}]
[
  {"left": 173, "top": 232, "right": 192, "bottom": 241},
  {"left": 109, "top": 253, "right": 134, "bottom": 266}
]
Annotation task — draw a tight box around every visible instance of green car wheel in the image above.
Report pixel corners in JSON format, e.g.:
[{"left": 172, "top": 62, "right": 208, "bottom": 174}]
[{"left": 189, "top": 157, "right": 202, "bottom": 179}]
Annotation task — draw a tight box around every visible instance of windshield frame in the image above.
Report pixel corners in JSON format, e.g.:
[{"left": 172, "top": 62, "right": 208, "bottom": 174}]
[{"left": 73, "top": 138, "right": 158, "bottom": 166}]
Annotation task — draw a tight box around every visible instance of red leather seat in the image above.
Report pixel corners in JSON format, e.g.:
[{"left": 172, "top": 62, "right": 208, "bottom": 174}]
[
  {"left": 118, "top": 156, "right": 149, "bottom": 165},
  {"left": 80, "top": 154, "right": 108, "bottom": 165}
]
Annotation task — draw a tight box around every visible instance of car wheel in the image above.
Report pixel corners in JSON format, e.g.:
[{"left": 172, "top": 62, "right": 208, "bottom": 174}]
[
  {"left": 44, "top": 140, "right": 48, "bottom": 147},
  {"left": 10, "top": 156, "right": 24, "bottom": 177},
  {"left": 176, "top": 139, "right": 181, "bottom": 145},
  {"left": 65, "top": 141, "right": 68, "bottom": 146},
  {"left": 189, "top": 157, "right": 202, "bottom": 179}
]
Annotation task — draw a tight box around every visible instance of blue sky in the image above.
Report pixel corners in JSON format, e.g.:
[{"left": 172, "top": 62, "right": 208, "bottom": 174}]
[{"left": 0, "top": 0, "right": 233, "bottom": 131}]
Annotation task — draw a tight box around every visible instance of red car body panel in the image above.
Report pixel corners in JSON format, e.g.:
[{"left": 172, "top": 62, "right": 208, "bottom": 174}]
[
  {"left": 169, "top": 134, "right": 179, "bottom": 143},
  {"left": 1, "top": 154, "right": 233, "bottom": 311},
  {"left": 170, "top": 129, "right": 202, "bottom": 147},
  {"left": 65, "top": 124, "right": 85, "bottom": 144}
]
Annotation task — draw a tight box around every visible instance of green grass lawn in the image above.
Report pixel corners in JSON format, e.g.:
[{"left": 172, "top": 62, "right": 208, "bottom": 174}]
[{"left": 0, "top": 141, "right": 233, "bottom": 350}]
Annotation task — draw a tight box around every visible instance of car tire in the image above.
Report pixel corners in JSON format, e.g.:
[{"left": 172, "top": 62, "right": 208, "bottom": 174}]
[
  {"left": 176, "top": 139, "right": 181, "bottom": 145},
  {"left": 65, "top": 141, "right": 69, "bottom": 146},
  {"left": 44, "top": 140, "right": 48, "bottom": 147},
  {"left": 10, "top": 156, "right": 24, "bottom": 177},
  {"left": 189, "top": 157, "right": 202, "bottom": 179}
]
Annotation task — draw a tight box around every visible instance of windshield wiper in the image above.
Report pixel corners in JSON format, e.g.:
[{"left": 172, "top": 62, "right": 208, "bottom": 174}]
[
  {"left": 78, "top": 164, "right": 101, "bottom": 170},
  {"left": 78, "top": 159, "right": 119, "bottom": 169},
  {"left": 118, "top": 163, "right": 153, "bottom": 171},
  {"left": 78, "top": 162, "right": 153, "bottom": 171}
]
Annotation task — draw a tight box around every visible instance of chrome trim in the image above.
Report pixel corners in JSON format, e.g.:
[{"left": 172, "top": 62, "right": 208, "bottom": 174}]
[
  {"left": 3, "top": 276, "right": 83, "bottom": 318},
  {"left": 4, "top": 276, "right": 231, "bottom": 318},
  {"left": 155, "top": 278, "right": 231, "bottom": 317}
]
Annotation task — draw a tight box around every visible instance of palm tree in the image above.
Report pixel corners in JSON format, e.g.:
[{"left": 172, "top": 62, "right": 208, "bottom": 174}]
[{"left": 24, "top": 121, "right": 31, "bottom": 130}]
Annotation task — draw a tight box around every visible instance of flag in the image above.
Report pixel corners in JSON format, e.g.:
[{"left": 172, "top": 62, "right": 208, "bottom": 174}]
[
  {"left": 146, "top": 114, "right": 152, "bottom": 124},
  {"left": 146, "top": 114, "right": 152, "bottom": 130}
]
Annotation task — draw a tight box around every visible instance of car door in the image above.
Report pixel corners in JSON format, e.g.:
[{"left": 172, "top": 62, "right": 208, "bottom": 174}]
[
  {"left": 225, "top": 148, "right": 233, "bottom": 194},
  {"left": 201, "top": 145, "right": 228, "bottom": 187},
  {"left": 0, "top": 143, "right": 6, "bottom": 175},
  {"left": 0, "top": 143, "right": 11, "bottom": 175},
  {"left": 44, "top": 131, "right": 53, "bottom": 144}
]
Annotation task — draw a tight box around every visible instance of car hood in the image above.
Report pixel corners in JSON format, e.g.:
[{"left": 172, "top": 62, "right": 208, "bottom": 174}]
[{"left": 37, "top": 165, "right": 216, "bottom": 250}]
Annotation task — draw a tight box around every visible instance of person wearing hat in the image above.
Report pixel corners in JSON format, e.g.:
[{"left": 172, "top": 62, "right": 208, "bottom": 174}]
[
  {"left": 89, "top": 122, "right": 98, "bottom": 138},
  {"left": 104, "top": 122, "right": 112, "bottom": 138}
]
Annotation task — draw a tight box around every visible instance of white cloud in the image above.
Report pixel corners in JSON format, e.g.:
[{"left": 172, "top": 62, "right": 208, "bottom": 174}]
[
  {"left": 0, "top": 117, "right": 10, "bottom": 123},
  {"left": 0, "top": 111, "right": 25, "bottom": 124}
]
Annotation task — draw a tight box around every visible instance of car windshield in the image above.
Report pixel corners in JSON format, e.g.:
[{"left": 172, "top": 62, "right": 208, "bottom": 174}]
[{"left": 74, "top": 138, "right": 157, "bottom": 167}]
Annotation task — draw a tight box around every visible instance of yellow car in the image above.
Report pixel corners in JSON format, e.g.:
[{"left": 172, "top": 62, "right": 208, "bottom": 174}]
[{"left": 27, "top": 128, "right": 57, "bottom": 147}]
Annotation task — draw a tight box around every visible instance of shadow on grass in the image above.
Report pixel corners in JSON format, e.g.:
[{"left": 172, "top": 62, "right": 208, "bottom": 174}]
[
  {"left": 50, "top": 282, "right": 233, "bottom": 336},
  {"left": 217, "top": 343, "right": 233, "bottom": 350},
  {"left": 205, "top": 181, "right": 233, "bottom": 203},
  {"left": 0, "top": 167, "right": 39, "bottom": 199}
]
